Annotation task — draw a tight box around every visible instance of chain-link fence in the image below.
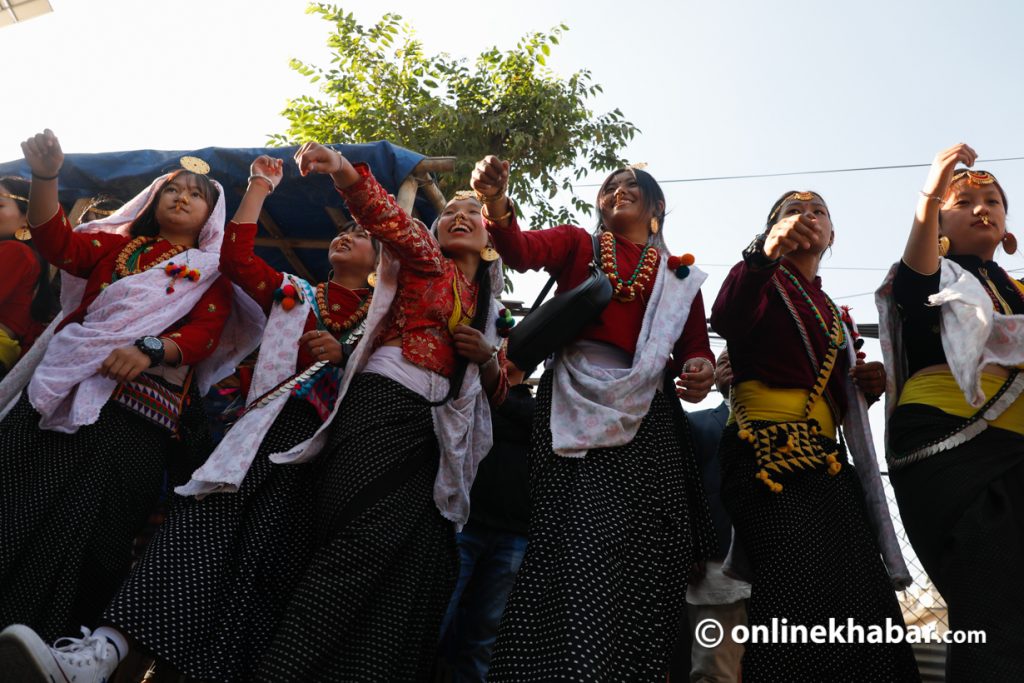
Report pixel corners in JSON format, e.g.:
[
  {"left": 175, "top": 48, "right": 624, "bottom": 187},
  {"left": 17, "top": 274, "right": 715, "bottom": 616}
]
[
  {"left": 880, "top": 472, "right": 949, "bottom": 633},
  {"left": 881, "top": 472, "right": 949, "bottom": 681}
]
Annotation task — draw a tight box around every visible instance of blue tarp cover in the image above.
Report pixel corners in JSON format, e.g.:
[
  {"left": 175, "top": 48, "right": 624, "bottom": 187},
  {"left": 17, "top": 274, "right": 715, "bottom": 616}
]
[{"left": 0, "top": 141, "right": 437, "bottom": 277}]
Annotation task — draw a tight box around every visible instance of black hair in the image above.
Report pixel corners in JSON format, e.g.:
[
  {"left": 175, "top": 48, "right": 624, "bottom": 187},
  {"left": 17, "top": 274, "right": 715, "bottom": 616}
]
[
  {"left": 594, "top": 168, "right": 668, "bottom": 250},
  {"left": 0, "top": 176, "right": 59, "bottom": 323},
  {"left": 129, "top": 170, "right": 219, "bottom": 239}
]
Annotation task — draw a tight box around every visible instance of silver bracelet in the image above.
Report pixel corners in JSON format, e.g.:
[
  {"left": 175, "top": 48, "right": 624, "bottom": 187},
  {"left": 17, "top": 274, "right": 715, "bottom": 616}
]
[
  {"left": 479, "top": 344, "right": 500, "bottom": 366},
  {"left": 248, "top": 173, "right": 276, "bottom": 194},
  {"left": 919, "top": 190, "right": 942, "bottom": 202},
  {"left": 685, "top": 357, "right": 714, "bottom": 373}
]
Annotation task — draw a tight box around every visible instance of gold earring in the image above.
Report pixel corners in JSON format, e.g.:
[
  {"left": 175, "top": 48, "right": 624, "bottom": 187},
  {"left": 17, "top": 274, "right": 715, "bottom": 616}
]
[
  {"left": 1003, "top": 232, "right": 1018, "bottom": 256},
  {"left": 367, "top": 272, "right": 378, "bottom": 288},
  {"left": 938, "top": 235, "right": 950, "bottom": 257},
  {"left": 650, "top": 217, "right": 659, "bottom": 234},
  {"left": 480, "top": 245, "right": 499, "bottom": 262},
  {"left": 14, "top": 226, "right": 31, "bottom": 241}
]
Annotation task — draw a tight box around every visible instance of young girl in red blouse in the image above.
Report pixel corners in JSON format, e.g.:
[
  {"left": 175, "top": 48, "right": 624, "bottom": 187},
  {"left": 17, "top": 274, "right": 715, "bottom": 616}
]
[
  {"left": 237, "top": 142, "right": 507, "bottom": 682},
  {"left": 0, "top": 176, "right": 56, "bottom": 375},
  {"left": 472, "top": 156, "right": 718, "bottom": 681},
  {"left": 0, "top": 130, "right": 261, "bottom": 676},
  {"left": 82, "top": 155, "right": 381, "bottom": 683}
]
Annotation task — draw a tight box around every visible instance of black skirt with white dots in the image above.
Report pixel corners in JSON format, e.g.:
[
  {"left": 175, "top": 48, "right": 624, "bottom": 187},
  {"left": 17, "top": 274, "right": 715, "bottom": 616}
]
[
  {"left": 103, "top": 396, "right": 322, "bottom": 682},
  {"left": 256, "top": 371, "right": 458, "bottom": 682},
  {"left": 718, "top": 424, "right": 920, "bottom": 683},
  {"left": 488, "top": 371, "right": 717, "bottom": 682},
  {"left": 0, "top": 387, "right": 211, "bottom": 644}
]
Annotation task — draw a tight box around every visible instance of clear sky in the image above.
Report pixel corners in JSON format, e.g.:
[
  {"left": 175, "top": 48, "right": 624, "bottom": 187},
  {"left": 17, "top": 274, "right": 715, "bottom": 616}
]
[{"left": 4, "top": 0, "right": 1024, "bottom": 416}]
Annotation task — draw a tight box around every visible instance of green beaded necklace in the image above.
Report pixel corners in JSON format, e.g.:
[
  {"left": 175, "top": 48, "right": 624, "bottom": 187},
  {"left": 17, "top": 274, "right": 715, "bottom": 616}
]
[{"left": 778, "top": 264, "right": 847, "bottom": 350}]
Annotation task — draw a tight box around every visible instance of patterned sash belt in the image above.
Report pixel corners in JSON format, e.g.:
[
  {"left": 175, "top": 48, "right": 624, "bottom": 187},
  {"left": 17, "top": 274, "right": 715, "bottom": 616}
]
[{"left": 112, "top": 370, "right": 193, "bottom": 438}]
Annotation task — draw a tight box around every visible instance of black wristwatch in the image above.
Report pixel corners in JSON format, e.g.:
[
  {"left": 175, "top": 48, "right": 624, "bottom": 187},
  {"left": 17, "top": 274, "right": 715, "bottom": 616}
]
[
  {"left": 742, "top": 233, "right": 781, "bottom": 271},
  {"left": 134, "top": 336, "right": 165, "bottom": 367}
]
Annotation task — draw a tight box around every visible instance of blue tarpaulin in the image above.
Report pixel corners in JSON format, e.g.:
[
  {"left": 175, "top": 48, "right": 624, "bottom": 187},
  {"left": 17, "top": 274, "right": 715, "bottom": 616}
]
[{"left": 0, "top": 141, "right": 438, "bottom": 278}]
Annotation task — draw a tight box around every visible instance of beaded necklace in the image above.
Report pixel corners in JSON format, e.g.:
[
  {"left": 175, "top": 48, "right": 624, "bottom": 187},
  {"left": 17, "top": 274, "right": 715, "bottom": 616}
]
[
  {"left": 778, "top": 264, "right": 846, "bottom": 350},
  {"left": 976, "top": 265, "right": 1024, "bottom": 314},
  {"left": 599, "top": 231, "right": 659, "bottom": 302},
  {"left": 112, "top": 236, "right": 187, "bottom": 282},
  {"left": 314, "top": 282, "right": 372, "bottom": 337},
  {"left": 447, "top": 271, "right": 478, "bottom": 334}
]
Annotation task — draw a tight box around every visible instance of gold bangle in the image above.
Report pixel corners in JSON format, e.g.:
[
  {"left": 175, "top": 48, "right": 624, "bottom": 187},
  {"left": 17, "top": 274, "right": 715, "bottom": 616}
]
[
  {"left": 474, "top": 188, "right": 506, "bottom": 205},
  {"left": 482, "top": 198, "right": 514, "bottom": 223}
]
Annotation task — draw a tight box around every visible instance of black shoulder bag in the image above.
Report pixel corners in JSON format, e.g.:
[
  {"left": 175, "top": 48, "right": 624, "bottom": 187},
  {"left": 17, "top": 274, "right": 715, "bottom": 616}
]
[{"left": 507, "top": 233, "right": 613, "bottom": 371}]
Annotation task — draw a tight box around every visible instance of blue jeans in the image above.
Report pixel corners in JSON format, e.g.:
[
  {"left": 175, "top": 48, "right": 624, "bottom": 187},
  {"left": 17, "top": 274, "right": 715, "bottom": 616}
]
[{"left": 441, "top": 520, "right": 528, "bottom": 683}]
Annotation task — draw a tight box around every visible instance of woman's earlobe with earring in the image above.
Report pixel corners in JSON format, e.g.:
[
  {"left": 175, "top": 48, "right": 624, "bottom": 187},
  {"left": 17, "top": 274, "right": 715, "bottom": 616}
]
[{"left": 1003, "top": 232, "right": 1018, "bottom": 255}]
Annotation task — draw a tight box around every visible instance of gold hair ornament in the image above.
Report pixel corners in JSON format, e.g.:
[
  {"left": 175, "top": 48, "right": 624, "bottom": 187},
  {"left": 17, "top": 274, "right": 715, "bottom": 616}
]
[
  {"left": 179, "top": 156, "right": 211, "bottom": 175},
  {"left": 769, "top": 191, "right": 821, "bottom": 222},
  {"left": 951, "top": 170, "right": 996, "bottom": 187}
]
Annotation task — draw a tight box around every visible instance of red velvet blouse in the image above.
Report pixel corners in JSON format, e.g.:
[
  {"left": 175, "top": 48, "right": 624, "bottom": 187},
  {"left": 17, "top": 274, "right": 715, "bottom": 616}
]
[
  {"left": 31, "top": 206, "right": 233, "bottom": 365},
  {"left": 0, "top": 240, "right": 42, "bottom": 345},
  {"left": 485, "top": 215, "right": 713, "bottom": 375},
  {"left": 710, "top": 259, "right": 850, "bottom": 418},
  {"left": 220, "top": 221, "right": 369, "bottom": 372},
  {"left": 337, "top": 164, "right": 481, "bottom": 378}
]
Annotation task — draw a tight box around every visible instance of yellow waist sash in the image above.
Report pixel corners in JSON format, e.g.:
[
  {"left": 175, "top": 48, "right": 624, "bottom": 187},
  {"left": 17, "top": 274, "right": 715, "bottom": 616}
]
[
  {"left": 727, "top": 380, "right": 837, "bottom": 440},
  {"left": 0, "top": 327, "right": 21, "bottom": 372},
  {"left": 899, "top": 371, "right": 1024, "bottom": 436}
]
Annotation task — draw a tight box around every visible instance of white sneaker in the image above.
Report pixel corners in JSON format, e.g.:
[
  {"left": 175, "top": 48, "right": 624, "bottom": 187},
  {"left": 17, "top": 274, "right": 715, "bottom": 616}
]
[{"left": 0, "top": 624, "right": 119, "bottom": 683}]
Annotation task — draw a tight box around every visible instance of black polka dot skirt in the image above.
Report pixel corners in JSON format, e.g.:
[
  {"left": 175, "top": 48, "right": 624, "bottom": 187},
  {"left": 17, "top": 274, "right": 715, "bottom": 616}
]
[
  {"left": 718, "top": 424, "right": 920, "bottom": 682},
  {"left": 488, "top": 371, "right": 717, "bottom": 682},
  {"left": 256, "top": 372, "right": 458, "bottom": 682},
  {"left": 0, "top": 388, "right": 210, "bottom": 644},
  {"left": 103, "top": 396, "right": 322, "bottom": 682}
]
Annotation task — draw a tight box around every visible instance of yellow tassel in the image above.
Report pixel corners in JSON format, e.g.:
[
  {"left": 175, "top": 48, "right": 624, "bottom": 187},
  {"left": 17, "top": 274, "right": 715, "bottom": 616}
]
[
  {"left": 829, "top": 462, "right": 842, "bottom": 476},
  {"left": 738, "top": 428, "right": 751, "bottom": 441},
  {"left": 771, "top": 482, "right": 783, "bottom": 493}
]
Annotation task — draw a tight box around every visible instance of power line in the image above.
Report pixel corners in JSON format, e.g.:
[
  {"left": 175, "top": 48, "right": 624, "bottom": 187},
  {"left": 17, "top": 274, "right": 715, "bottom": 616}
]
[
  {"left": 832, "top": 290, "right": 878, "bottom": 301},
  {"left": 699, "top": 262, "right": 892, "bottom": 273},
  {"left": 575, "top": 155, "right": 1024, "bottom": 187}
]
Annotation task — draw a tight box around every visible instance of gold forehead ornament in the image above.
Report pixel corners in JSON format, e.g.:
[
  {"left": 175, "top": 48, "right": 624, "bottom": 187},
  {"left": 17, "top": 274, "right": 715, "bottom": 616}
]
[
  {"left": 951, "top": 170, "right": 995, "bottom": 187},
  {"left": 769, "top": 192, "right": 821, "bottom": 221}
]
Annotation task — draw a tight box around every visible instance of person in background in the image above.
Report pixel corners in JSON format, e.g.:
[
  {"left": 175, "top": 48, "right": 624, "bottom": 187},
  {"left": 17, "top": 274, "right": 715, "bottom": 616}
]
[
  {"left": 0, "top": 175, "right": 57, "bottom": 374},
  {"left": 679, "top": 349, "right": 749, "bottom": 683},
  {"left": 441, "top": 354, "right": 533, "bottom": 682}
]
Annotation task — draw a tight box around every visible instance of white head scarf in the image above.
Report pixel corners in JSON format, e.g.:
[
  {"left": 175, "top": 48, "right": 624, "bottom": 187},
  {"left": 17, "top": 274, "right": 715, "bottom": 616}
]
[{"left": 0, "top": 171, "right": 265, "bottom": 431}]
